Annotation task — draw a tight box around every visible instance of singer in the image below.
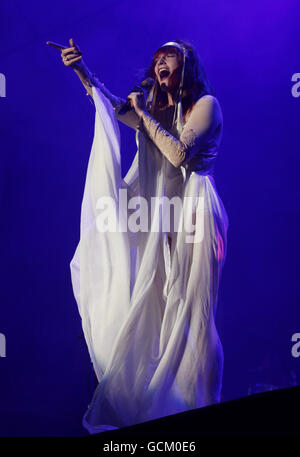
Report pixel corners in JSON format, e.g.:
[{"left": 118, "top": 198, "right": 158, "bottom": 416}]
[{"left": 61, "top": 38, "right": 229, "bottom": 433}]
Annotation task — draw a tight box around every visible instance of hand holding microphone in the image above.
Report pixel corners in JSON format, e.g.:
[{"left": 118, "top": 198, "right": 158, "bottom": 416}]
[{"left": 119, "top": 78, "right": 154, "bottom": 115}]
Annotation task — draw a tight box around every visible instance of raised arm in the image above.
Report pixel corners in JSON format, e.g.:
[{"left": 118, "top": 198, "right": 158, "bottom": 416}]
[
  {"left": 75, "top": 68, "right": 140, "bottom": 130},
  {"left": 136, "top": 95, "right": 222, "bottom": 168},
  {"left": 55, "top": 38, "right": 139, "bottom": 130}
]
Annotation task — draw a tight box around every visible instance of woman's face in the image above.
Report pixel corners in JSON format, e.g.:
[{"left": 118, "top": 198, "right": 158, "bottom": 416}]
[{"left": 153, "top": 49, "right": 181, "bottom": 88}]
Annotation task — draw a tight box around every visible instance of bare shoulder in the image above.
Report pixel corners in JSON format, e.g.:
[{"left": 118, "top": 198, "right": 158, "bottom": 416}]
[
  {"left": 185, "top": 95, "right": 222, "bottom": 124},
  {"left": 193, "top": 95, "right": 222, "bottom": 118}
]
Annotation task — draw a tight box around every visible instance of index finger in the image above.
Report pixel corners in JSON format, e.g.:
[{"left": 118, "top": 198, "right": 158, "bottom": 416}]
[{"left": 46, "top": 41, "right": 67, "bottom": 51}]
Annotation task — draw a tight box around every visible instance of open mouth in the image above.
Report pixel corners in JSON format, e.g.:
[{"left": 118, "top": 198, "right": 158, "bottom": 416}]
[{"left": 159, "top": 69, "right": 170, "bottom": 81}]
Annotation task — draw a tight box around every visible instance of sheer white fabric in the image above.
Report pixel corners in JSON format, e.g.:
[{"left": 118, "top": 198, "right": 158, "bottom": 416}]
[{"left": 70, "top": 86, "right": 229, "bottom": 434}]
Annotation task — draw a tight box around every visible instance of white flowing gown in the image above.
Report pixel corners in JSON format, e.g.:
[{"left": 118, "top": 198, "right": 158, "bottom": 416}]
[{"left": 70, "top": 86, "right": 229, "bottom": 433}]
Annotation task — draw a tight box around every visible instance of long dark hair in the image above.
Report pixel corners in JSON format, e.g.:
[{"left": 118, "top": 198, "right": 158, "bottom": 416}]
[{"left": 142, "top": 39, "right": 215, "bottom": 117}]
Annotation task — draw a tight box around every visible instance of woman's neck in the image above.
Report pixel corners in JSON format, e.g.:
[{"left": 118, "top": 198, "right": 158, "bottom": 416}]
[
  {"left": 166, "top": 87, "right": 188, "bottom": 106},
  {"left": 167, "top": 92, "right": 175, "bottom": 106}
]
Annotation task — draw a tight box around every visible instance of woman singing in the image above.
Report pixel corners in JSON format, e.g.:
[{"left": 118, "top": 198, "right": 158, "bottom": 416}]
[{"left": 56, "top": 38, "right": 228, "bottom": 433}]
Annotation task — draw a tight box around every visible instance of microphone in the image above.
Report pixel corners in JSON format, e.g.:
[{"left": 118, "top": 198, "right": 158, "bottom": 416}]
[{"left": 118, "top": 77, "right": 154, "bottom": 115}]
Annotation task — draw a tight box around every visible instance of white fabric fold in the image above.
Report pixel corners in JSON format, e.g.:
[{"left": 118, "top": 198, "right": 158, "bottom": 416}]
[{"left": 70, "top": 86, "right": 229, "bottom": 434}]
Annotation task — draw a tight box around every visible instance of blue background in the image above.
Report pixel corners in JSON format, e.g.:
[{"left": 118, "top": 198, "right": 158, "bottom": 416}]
[{"left": 0, "top": 0, "right": 299, "bottom": 436}]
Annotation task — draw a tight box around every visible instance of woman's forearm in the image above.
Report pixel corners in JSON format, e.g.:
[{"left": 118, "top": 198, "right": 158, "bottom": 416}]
[
  {"left": 74, "top": 66, "right": 124, "bottom": 109},
  {"left": 137, "top": 110, "right": 188, "bottom": 167},
  {"left": 74, "top": 66, "right": 94, "bottom": 96},
  {"left": 74, "top": 66, "right": 140, "bottom": 129},
  {"left": 137, "top": 96, "right": 218, "bottom": 168}
]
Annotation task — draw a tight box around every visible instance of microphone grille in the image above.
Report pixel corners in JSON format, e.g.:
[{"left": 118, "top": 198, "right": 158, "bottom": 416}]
[{"left": 140, "top": 77, "right": 154, "bottom": 90}]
